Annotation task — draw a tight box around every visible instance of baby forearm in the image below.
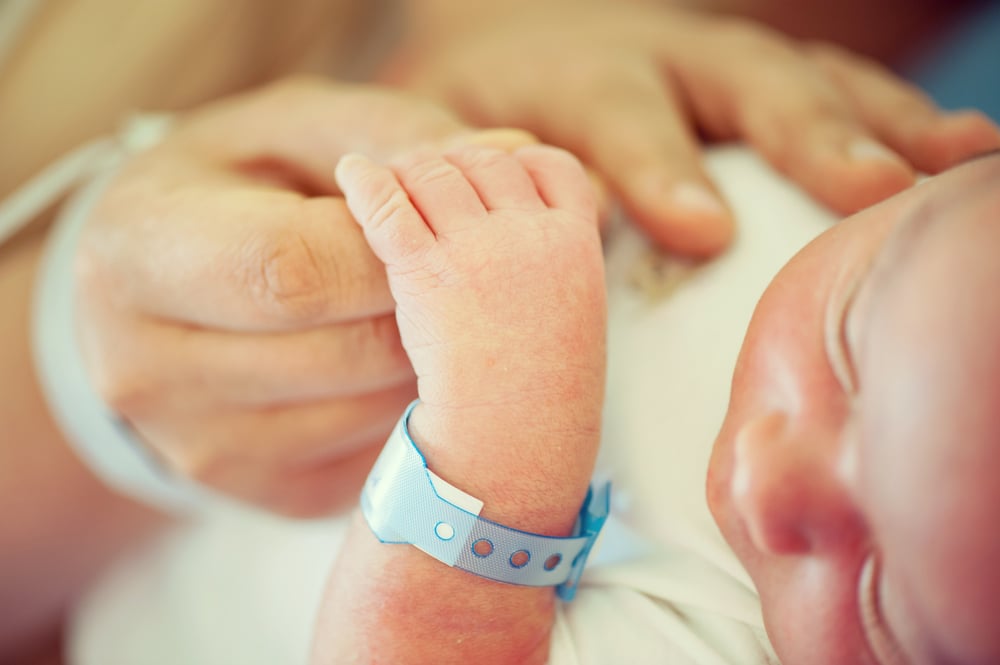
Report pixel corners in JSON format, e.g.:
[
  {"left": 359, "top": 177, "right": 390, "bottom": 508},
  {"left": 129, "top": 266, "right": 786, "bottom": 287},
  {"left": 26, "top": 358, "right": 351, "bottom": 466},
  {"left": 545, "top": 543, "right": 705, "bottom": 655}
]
[
  {"left": 310, "top": 397, "right": 602, "bottom": 664},
  {"left": 312, "top": 517, "right": 554, "bottom": 664}
]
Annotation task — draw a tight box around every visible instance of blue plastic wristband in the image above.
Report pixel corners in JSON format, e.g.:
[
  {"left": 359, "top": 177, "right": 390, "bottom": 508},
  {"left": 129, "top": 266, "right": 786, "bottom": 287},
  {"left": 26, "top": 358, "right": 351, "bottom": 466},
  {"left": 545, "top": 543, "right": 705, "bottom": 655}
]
[{"left": 360, "top": 401, "right": 609, "bottom": 601}]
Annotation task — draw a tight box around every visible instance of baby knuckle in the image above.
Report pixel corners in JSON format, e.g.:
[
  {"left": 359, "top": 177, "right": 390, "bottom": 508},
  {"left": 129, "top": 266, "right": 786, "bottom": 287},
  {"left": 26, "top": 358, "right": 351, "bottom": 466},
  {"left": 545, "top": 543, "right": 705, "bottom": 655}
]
[
  {"left": 455, "top": 146, "right": 507, "bottom": 169},
  {"left": 368, "top": 190, "right": 417, "bottom": 241},
  {"left": 405, "top": 160, "right": 457, "bottom": 188}
]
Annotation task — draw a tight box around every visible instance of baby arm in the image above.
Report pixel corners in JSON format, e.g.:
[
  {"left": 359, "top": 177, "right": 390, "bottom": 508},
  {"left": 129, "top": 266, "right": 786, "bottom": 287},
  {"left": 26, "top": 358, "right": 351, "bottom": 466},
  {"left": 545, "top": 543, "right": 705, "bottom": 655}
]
[{"left": 310, "top": 145, "right": 607, "bottom": 664}]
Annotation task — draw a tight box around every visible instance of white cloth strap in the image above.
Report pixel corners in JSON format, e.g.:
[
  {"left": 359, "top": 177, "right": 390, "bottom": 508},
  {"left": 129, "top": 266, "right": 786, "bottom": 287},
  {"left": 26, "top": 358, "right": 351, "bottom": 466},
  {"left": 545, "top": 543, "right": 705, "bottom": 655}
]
[
  {"left": 0, "top": 138, "right": 116, "bottom": 245},
  {"left": 15, "top": 113, "right": 203, "bottom": 512}
]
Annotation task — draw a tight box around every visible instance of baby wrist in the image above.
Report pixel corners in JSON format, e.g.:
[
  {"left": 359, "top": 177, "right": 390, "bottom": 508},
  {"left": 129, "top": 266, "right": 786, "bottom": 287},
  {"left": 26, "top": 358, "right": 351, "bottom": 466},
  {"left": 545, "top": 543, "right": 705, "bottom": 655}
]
[
  {"left": 408, "top": 399, "right": 603, "bottom": 531},
  {"left": 361, "top": 401, "right": 609, "bottom": 601}
]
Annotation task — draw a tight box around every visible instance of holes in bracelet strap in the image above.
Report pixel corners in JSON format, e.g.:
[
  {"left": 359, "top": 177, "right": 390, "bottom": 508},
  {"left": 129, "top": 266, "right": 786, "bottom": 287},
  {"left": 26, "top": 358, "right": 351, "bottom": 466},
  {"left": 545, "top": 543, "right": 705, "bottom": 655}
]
[
  {"left": 544, "top": 554, "right": 562, "bottom": 571},
  {"left": 509, "top": 550, "right": 531, "bottom": 568},
  {"left": 434, "top": 522, "right": 455, "bottom": 541},
  {"left": 472, "top": 539, "right": 494, "bottom": 557}
]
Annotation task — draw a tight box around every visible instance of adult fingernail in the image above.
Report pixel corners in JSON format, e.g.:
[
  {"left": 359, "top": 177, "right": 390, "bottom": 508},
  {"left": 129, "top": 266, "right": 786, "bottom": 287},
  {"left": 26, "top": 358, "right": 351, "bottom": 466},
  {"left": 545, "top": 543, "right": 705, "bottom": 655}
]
[
  {"left": 670, "top": 182, "right": 728, "bottom": 218},
  {"left": 848, "top": 139, "right": 905, "bottom": 166}
]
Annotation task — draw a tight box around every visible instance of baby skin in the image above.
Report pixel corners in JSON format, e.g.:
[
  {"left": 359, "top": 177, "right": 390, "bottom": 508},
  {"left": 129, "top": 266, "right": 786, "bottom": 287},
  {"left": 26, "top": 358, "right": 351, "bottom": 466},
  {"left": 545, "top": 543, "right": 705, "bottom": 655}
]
[{"left": 311, "top": 145, "right": 608, "bottom": 664}]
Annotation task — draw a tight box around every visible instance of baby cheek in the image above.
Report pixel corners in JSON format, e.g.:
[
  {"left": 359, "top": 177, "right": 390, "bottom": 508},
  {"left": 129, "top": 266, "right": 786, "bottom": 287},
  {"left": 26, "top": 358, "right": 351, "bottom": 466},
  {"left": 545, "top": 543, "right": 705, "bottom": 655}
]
[
  {"left": 907, "top": 502, "right": 1000, "bottom": 663},
  {"left": 868, "top": 414, "right": 1000, "bottom": 664}
]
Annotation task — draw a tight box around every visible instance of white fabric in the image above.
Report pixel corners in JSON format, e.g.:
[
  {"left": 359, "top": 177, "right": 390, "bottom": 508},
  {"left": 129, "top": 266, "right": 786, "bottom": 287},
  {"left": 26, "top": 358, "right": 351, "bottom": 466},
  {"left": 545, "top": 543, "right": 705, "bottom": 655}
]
[
  {"left": 67, "top": 146, "right": 835, "bottom": 664},
  {"left": 0, "top": 138, "right": 114, "bottom": 246}
]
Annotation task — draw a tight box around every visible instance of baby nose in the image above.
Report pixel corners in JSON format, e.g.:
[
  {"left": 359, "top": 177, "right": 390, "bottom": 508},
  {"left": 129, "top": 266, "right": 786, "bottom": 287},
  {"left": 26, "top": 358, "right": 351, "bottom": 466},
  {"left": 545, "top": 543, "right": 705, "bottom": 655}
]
[{"left": 732, "top": 412, "right": 866, "bottom": 556}]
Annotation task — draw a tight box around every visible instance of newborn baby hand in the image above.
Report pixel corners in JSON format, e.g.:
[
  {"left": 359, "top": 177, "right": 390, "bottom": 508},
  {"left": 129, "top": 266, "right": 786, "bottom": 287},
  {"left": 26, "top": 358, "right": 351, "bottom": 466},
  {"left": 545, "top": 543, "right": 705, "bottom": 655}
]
[{"left": 335, "top": 145, "right": 606, "bottom": 530}]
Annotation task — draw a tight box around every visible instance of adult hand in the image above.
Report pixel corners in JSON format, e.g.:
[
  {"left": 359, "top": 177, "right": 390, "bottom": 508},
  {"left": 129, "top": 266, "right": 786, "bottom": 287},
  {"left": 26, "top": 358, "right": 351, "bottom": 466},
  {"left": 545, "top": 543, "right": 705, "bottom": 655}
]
[
  {"left": 74, "top": 78, "right": 534, "bottom": 517},
  {"left": 390, "top": 2, "right": 1000, "bottom": 256}
]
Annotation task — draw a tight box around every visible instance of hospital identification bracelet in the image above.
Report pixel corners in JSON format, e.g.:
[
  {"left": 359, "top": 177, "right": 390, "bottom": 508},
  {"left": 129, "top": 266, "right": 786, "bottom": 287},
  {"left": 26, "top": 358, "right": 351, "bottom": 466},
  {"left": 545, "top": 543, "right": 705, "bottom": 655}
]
[{"left": 360, "top": 401, "right": 610, "bottom": 602}]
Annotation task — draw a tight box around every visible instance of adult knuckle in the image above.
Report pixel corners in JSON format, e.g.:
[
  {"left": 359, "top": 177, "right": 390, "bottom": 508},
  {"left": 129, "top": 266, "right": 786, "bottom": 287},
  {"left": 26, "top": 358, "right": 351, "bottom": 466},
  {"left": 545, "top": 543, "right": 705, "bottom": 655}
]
[
  {"left": 741, "top": 84, "right": 848, "bottom": 144},
  {"left": 804, "top": 39, "right": 851, "bottom": 65},
  {"left": 247, "top": 221, "right": 329, "bottom": 324},
  {"left": 715, "top": 16, "right": 791, "bottom": 56},
  {"left": 266, "top": 74, "right": 328, "bottom": 104},
  {"left": 93, "top": 367, "right": 158, "bottom": 420},
  {"left": 165, "top": 444, "right": 228, "bottom": 485},
  {"left": 796, "top": 97, "right": 851, "bottom": 127}
]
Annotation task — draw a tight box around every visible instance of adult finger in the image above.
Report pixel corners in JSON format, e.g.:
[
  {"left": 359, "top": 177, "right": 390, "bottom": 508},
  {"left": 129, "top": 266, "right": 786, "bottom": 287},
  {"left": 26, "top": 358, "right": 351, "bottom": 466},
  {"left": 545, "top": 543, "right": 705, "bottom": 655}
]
[
  {"left": 807, "top": 42, "right": 1000, "bottom": 173},
  {"left": 669, "top": 22, "right": 915, "bottom": 214},
  {"left": 133, "top": 383, "right": 415, "bottom": 517},
  {"left": 81, "top": 310, "right": 413, "bottom": 418},
  {"left": 141, "top": 381, "right": 414, "bottom": 474},
  {"left": 80, "top": 168, "right": 394, "bottom": 331},
  {"left": 540, "top": 58, "right": 734, "bottom": 257},
  {"left": 171, "top": 78, "right": 471, "bottom": 193}
]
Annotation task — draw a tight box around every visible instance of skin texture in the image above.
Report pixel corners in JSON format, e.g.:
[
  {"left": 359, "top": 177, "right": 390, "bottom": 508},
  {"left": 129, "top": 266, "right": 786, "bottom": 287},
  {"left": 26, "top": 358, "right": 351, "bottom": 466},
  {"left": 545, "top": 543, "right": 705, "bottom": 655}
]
[
  {"left": 74, "top": 80, "right": 541, "bottom": 517},
  {"left": 707, "top": 153, "right": 1000, "bottom": 664},
  {"left": 311, "top": 144, "right": 606, "bottom": 664}
]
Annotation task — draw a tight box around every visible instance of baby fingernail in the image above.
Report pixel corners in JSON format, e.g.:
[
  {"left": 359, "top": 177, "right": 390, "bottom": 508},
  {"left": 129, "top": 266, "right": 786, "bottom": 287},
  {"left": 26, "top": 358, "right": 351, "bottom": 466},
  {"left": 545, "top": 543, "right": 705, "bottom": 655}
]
[
  {"left": 670, "top": 182, "right": 727, "bottom": 218},
  {"left": 337, "top": 153, "right": 368, "bottom": 171},
  {"left": 848, "top": 139, "right": 904, "bottom": 165}
]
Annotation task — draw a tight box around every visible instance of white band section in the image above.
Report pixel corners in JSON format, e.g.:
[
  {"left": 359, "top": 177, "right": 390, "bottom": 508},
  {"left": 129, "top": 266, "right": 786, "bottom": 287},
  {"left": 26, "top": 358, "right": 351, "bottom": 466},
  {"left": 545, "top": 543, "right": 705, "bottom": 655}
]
[
  {"left": 29, "top": 114, "right": 201, "bottom": 512},
  {"left": 360, "top": 401, "right": 610, "bottom": 600}
]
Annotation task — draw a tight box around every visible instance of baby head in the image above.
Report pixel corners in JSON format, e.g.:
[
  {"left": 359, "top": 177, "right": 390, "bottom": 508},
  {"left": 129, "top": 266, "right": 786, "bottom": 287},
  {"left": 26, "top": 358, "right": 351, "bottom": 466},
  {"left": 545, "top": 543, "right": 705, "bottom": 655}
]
[{"left": 707, "top": 152, "right": 1000, "bottom": 664}]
